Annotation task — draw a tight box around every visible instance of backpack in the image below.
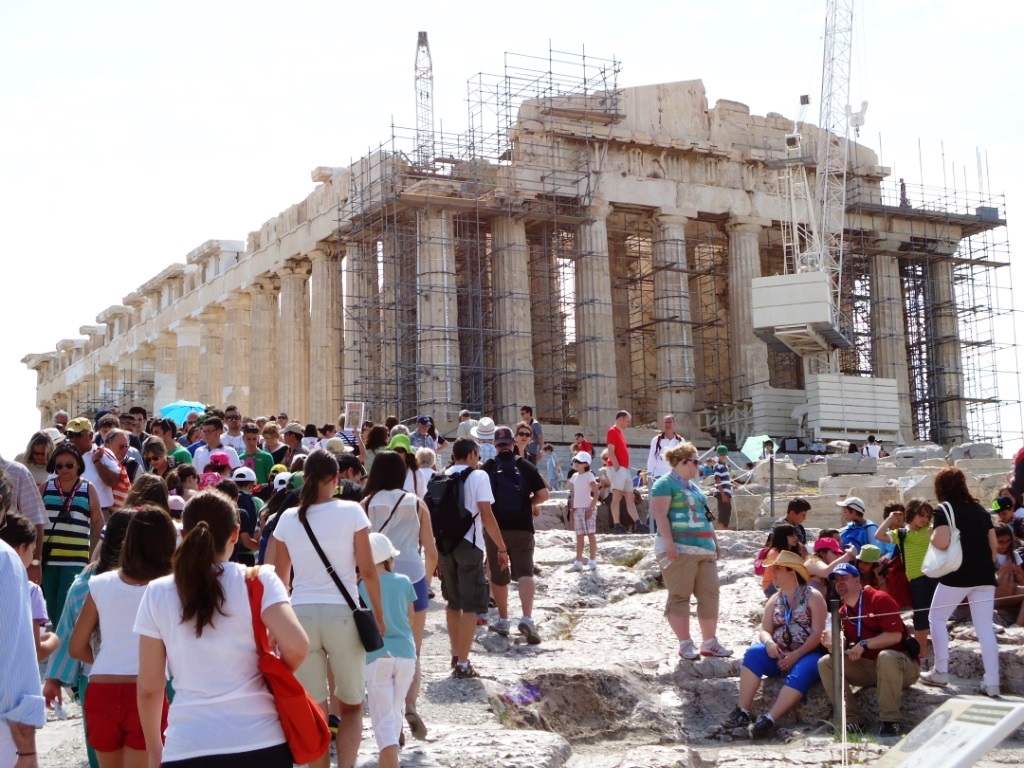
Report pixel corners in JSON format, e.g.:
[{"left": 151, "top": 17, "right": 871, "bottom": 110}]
[
  {"left": 840, "top": 521, "right": 877, "bottom": 553},
  {"left": 486, "top": 455, "right": 530, "bottom": 522},
  {"left": 426, "top": 470, "right": 474, "bottom": 555},
  {"left": 753, "top": 546, "right": 771, "bottom": 576},
  {"left": 879, "top": 528, "right": 912, "bottom": 609}
]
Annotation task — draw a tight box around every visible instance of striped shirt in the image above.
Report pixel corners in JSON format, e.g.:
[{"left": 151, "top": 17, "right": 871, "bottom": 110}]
[
  {"left": 0, "top": 455, "right": 47, "bottom": 526},
  {"left": 45, "top": 567, "right": 95, "bottom": 685},
  {"left": 42, "top": 477, "right": 94, "bottom": 567},
  {"left": 713, "top": 460, "right": 733, "bottom": 496},
  {"left": 0, "top": 541, "right": 47, "bottom": 730}
]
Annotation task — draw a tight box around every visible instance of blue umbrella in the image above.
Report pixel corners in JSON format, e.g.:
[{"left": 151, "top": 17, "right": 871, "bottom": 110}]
[
  {"left": 160, "top": 400, "right": 206, "bottom": 427},
  {"left": 740, "top": 434, "right": 776, "bottom": 463}
]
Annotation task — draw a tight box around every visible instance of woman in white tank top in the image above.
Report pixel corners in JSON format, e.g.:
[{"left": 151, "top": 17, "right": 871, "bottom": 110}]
[{"left": 361, "top": 450, "right": 438, "bottom": 739}]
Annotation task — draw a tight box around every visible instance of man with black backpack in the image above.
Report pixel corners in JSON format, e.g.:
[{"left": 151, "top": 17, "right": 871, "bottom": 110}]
[
  {"left": 426, "top": 437, "right": 508, "bottom": 679},
  {"left": 481, "top": 426, "right": 549, "bottom": 644}
]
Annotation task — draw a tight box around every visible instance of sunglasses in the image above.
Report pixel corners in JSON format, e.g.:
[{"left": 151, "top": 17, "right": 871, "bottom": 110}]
[
  {"left": 226, "top": 415, "right": 240, "bottom": 421},
  {"left": 54, "top": 462, "right": 76, "bottom": 470},
  {"left": 144, "top": 455, "right": 159, "bottom": 463},
  {"left": 685, "top": 458, "right": 700, "bottom": 466},
  {"left": 517, "top": 432, "right": 532, "bottom": 438}
]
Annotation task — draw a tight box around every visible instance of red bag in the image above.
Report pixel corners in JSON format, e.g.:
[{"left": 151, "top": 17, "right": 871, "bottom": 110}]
[
  {"left": 245, "top": 567, "right": 331, "bottom": 765},
  {"left": 879, "top": 530, "right": 912, "bottom": 610},
  {"left": 753, "top": 546, "right": 771, "bottom": 576}
]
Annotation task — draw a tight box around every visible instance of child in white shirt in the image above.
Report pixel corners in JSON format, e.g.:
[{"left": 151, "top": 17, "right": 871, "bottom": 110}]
[{"left": 567, "top": 452, "right": 599, "bottom": 572}]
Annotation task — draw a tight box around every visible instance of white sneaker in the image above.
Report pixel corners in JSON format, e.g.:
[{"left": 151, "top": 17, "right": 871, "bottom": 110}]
[
  {"left": 584, "top": 560, "right": 597, "bottom": 571},
  {"left": 700, "top": 637, "right": 734, "bottom": 657},
  {"left": 678, "top": 639, "right": 700, "bottom": 660},
  {"left": 566, "top": 561, "right": 583, "bottom": 573},
  {"left": 488, "top": 618, "right": 510, "bottom": 636},
  {"left": 919, "top": 669, "right": 949, "bottom": 687},
  {"left": 518, "top": 616, "right": 542, "bottom": 645}
]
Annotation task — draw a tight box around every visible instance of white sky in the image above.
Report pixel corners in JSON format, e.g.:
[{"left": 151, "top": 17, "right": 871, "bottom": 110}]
[{"left": 3, "top": 0, "right": 1022, "bottom": 459}]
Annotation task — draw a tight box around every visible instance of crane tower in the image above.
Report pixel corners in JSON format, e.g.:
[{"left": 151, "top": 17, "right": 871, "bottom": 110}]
[{"left": 414, "top": 31, "right": 434, "bottom": 168}]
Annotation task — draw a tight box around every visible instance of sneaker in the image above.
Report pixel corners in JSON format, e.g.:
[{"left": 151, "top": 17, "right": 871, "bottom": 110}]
[
  {"left": 488, "top": 618, "right": 510, "bottom": 636},
  {"left": 722, "top": 706, "right": 752, "bottom": 729},
  {"left": 879, "top": 722, "right": 902, "bottom": 738},
  {"left": 405, "top": 710, "right": 428, "bottom": 740},
  {"left": 748, "top": 714, "right": 775, "bottom": 739},
  {"left": 518, "top": 617, "right": 542, "bottom": 645},
  {"left": 983, "top": 684, "right": 1001, "bottom": 698},
  {"left": 700, "top": 637, "right": 734, "bottom": 657},
  {"left": 567, "top": 561, "right": 584, "bottom": 573},
  {"left": 678, "top": 639, "right": 700, "bottom": 661},
  {"left": 328, "top": 713, "right": 340, "bottom": 740},
  {"left": 476, "top": 615, "right": 488, "bottom": 626},
  {"left": 453, "top": 662, "right": 480, "bottom": 679},
  {"left": 919, "top": 669, "right": 949, "bottom": 687},
  {"left": 612, "top": 524, "right": 628, "bottom": 534},
  {"left": 584, "top": 560, "right": 597, "bottom": 571},
  {"left": 633, "top": 522, "right": 651, "bottom": 534}
]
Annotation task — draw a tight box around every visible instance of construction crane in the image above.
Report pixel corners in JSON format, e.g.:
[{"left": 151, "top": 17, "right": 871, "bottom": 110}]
[{"left": 414, "top": 31, "right": 434, "bottom": 168}]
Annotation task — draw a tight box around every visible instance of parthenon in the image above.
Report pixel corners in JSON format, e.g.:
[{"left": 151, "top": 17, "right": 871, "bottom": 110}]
[{"left": 23, "top": 48, "right": 1010, "bottom": 448}]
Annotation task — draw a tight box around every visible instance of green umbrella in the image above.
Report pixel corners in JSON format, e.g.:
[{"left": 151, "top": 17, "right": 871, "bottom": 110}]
[{"left": 740, "top": 434, "right": 776, "bottom": 463}]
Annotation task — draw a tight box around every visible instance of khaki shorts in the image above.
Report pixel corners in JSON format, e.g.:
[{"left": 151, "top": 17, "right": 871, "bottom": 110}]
[
  {"left": 292, "top": 602, "right": 366, "bottom": 705},
  {"left": 607, "top": 466, "right": 633, "bottom": 492},
  {"left": 438, "top": 539, "right": 489, "bottom": 614},
  {"left": 485, "top": 529, "right": 535, "bottom": 584},
  {"left": 661, "top": 552, "right": 720, "bottom": 620}
]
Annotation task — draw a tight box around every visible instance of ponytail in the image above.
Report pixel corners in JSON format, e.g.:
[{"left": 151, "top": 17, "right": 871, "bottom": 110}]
[
  {"left": 298, "top": 449, "right": 339, "bottom": 524},
  {"left": 175, "top": 490, "right": 238, "bottom": 637}
]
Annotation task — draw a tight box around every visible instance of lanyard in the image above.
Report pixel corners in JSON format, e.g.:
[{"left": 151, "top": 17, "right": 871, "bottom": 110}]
[
  {"left": 845, "top": 592, "right": 864, "bottom": 640},
  {"left": 57, "top": 478, "right": 82, "bottom": 521}
]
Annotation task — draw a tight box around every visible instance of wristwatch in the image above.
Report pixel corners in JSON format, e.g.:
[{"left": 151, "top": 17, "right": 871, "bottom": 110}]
[
  {"left": 858, "top": 640, "right": 868, "bottom": 649},
  {"left": 30, "top": 559, "right": 41, "bottom": 567}
]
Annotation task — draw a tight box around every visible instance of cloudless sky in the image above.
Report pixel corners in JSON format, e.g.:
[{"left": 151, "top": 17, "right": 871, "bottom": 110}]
[{"left": 3, "top": 0, "right": 1022, "bottom": 459}]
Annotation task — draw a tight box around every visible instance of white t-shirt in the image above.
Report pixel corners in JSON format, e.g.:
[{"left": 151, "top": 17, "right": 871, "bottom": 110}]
[
  {"left": 89, "top": 571, "right": 150, "bottom": 676},
  {"left": 403, "top": 468, "right": 428, "bottom": 498},
  {"left": 862, "top": 443, "right": 882, "bottom": 458},
  {"left": 272, "top": 500, "right": 370, "bottom": 605},
  {"left": 646, "top": 434, "right": 681, "bottom": 479},
  {"left": 444, "top": 465, "right": 494, "bottom": 551},
  {"left": 133, "top": 564, "right": 288, "bottom": 762},
  {"left": 220, "top": 433, "right": 246, "bottom": 454},
  {"left": 81, "top": 446, "right": 120, "bottom": 508},
  {"left": 569, "top": 470, "right": 597, "bottom": 509},
  {"left": 193, "top": 445, "right": 242, "bottom": 474}
]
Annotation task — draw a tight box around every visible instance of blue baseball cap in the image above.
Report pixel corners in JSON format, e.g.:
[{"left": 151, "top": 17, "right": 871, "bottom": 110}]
[{"left": 830, "top": 563, "right": 860, "bottom": 579}]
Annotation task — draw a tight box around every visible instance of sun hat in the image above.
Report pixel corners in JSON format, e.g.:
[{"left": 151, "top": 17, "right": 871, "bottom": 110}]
[
  {"left": 273, "top": 472, "right": 293, "bottom": 491},
  {"left": 283, "top": 422, "right": 305, "bottom": 437},
  {"left": 65, "top": 417, "right": 93, "bottom": 434},
  {"left": 830, "top": 563, "right": 861, "bottom": 579},
  {"left": 207, "top": 451, "right": 232, "bottom": 468},
  {"left": 231, "top": 466, "right": 257, "bottom": 483},
  {"left": 325, "top": 437, "right": 352, "bottom": 455},
  {"left": 288, "top": 472, "right": 304, "bottom": 490},
  {"left": 368, "top": 532, "right": 401, "bottom": 565},
  {"left": 387, "top": 434, "right": 413, "bottom": 453},
  {"left": 471, "top": 417, "right": 497, "bottom": 441},
  {"left": 836, "top": 496, "right": 866, "bottom": 516},
  {"left": 813, "top": 537, "right": 843, "bottom": 555},
  {"left": 270, "top": 463, "right": 289, "bottom": 475},
  {"left": 573, "top": 451, "right": 593, "bottom": 465},
  {"left": 857, "top": 544, "right": 882, "bottom": 564},
  {"left": 765, "top": 550, "right": 809, "bottom": 581},
  {"left": 167, "top": 495, "right": 186, "bottom": 513},
  {"left": 493, "top": 427, "right": 515, "bottom": 447},
  {"left": 716, "top": 445, "right": 729, "bottom": 455}
]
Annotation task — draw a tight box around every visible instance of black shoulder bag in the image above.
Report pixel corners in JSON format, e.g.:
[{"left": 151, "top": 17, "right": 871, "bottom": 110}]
[{"left": 299, "top": 515, "right": 384, "bottom": 652}]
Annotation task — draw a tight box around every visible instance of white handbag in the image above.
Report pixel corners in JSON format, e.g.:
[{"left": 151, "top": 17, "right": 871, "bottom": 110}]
[{"left": 921, "top": 501, "right": 963, "bottom": 578}]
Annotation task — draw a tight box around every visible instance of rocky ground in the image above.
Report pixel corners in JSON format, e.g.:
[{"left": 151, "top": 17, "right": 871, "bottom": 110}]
[{"left": 38, "top": 528, "right": 1024, "bottom": 767}]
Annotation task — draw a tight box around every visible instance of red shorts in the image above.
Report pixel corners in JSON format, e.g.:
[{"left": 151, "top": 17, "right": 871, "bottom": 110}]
[{"left": 85, "top": 681, "right": 167, "bottom": 752}]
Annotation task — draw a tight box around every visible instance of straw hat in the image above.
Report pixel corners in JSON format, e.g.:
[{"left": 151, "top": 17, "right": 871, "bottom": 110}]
[{"left": 766, "top": 550, "right": 809, "bottom": 581}]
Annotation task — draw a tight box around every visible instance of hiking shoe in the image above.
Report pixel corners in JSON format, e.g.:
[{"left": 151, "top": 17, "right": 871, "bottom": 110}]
[
  {"left": 678, "top": 639, "right": 700, "bottom": 661},
  {"left": 612, "top": 524, "right": 628, "bottom": 534},
  {"left": 405, "top": 710, "right": 427, "bottom": 739},
  {"left": 450, "top": 655, "right": 458, "bottom": 669},
  {"left": 748, "top": 714, "right": 775, "bottom": 739},
  {"left": 518, "top": 617, "right": 542, "bottom": 645},
  {"left": 585, "top": 560, "right": 597, "bottom": 571},
  {"left": 328, "top": 713, "right": 340, "bottom": 740},
  {"left": 983, "top": 684, "right": 1001, "bottom": 698},
  {"left": 919, "top": 670, "right": 949, "bottom": 687},
  {"left": 567, "top": 561, "right": 584, "bottom": 573},
  {"left": 879, "top": 722, "right": 902, "bottom": 738},
  {"left": 453, "top": 662, "right": 480, "bottom": 679},
  {"left": 700, "top": 637, "right": 734, "bottom": 657},
  {"left": 476, "top": 615, "right": 487, "bottom": 626},
  {"left": 633, "top": 522, "right": 651, "bottom": 534},
  {"left": 488, "top": 618, "right": 510, "bottom": 636},
  {"left": 722, "top": 706, "right": 752, "bottom": 729}
]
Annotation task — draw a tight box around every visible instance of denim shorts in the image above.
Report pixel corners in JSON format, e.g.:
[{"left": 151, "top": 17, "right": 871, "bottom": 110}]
[{"left": 741, "top": 643, "right": 823, "bottom": 694}]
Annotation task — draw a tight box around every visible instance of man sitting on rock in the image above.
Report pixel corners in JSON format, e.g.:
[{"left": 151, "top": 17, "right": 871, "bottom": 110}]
[
  {"left": 837, "top": 496, "right": 878, "bottom": 555},
  {"left": 817, "top": 563, "right": 919, "bottom": 737},
  {"left": 771, "top": 498, "right": 811, "bottom": 556}
]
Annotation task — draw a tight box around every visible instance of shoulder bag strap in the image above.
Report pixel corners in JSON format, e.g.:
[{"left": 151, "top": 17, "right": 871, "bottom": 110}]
[
  {"left": 376, "top": 493, "right": 406, "bottom": 534},
  {"left": 299, "top": 515, "right": 360, "bottom": 611},
  {"left": 940, "top": 501, "right": 959, "bottom": 539}
]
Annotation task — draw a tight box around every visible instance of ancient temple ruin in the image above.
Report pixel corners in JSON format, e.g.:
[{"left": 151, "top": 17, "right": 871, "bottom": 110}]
[{"left": 23, "top": 47, "right": 1011, "bottom": 448}]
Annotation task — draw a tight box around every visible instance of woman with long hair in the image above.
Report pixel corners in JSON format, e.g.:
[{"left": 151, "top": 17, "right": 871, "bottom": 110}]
[
  {"left": 921, "top": 467, "right": 1000, "bottom": 696},
  {"left": 17, "top": 430, "right": 55, "bottom": 485},
  {"left": 361, "top": 451, "right": 438, "bottom": 739},
  {"left": 761, "top": 524, "right": 802, "bottom": 597},
  {"left": 122, "top": 473, "right": 171, "bottom": 512},
  {"left": 136, "top": 490, "right": 309, "bottom": 768},
  {"left": 70, "top": 506, "right": 178, "bottom": 768},
  {"left": 271, "top": 449, "right": 383, "bottom": 768},
  {"left": 364, "top": 425, "right": 390, "bottom": 473},
  {"left": 175, "top": 464, "right": 200, "bottom": 501},
  {"left": 385, "top": 434, "right": 424, "bottom": 498},
  {"left": 40, "top": 444, "right": 104, "bottom": 625}
]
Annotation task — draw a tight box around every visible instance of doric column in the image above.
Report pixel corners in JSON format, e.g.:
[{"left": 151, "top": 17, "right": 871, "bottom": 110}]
[
  {"left": 130, "top": 345, "right": 156, "bottom": 414},
  {"left": 221, "top": 292, "right": 251, "bottom": 415},
  {"left": 247, "top": 277, "right": 279, "bottom": 418},
  {"left": 198, "top": 306, "right": 225, "bottom": 407},
  {"left": 929, "top": 258, "right": 967, "bottom": 443},
  {"left": 870, "top": 253, "right": 913, "bottom": 442},
  {"left": 309, "top": 246, "right": 342, "bottom": 425},
  {"left": 576, "top": 200, "right": 619, "bottom": 434},
  {"left": 727, "top": 219, "right": 770, "bottom": 400},
  {"left": 152, "top": 332, "right": 178, "bottom": 411},
  {"left": 277, "top": 260, "right": 311, "bottom": 422},
  {"left": 654, "top": 212, "right": 698, "bottom": 439},
  {"left": 491, "top": 216, "right": 535, "bottom": 423},
  {"left": 342, "top": 240, "right": 369, "bottom": 403},
  {"left": 173, "top": 319, "right": 201, "bottom": 402},
  {"left": 529, "top": 231, "right": 565, "bottom": 422},
  {"left": 379, "top": 232, "right": 401, "bottom": 412},
  {"left": 416, "top": 208, "right": 461, "bottom": 415}
]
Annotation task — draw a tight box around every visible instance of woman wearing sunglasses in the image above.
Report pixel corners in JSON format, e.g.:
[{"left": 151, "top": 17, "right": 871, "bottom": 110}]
[{"left": 40, "top": 444, "right": 103, "bottom": 625}]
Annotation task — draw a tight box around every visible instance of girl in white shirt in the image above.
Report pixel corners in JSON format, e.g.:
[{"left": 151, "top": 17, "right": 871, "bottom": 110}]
[
  {"left": 69, "top": 505, "right": 177, "bottom": 768},
  {"left": 135, "top": 489, "right": 309, "bottom": 768}
]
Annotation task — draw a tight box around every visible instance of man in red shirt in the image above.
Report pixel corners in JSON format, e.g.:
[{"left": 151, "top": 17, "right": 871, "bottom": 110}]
[
  {"left": 817, "top": 563, "right": 919, "bottom": 737},
  {"left": 606, "top": 410, "right": 646, "bottom": 534}
]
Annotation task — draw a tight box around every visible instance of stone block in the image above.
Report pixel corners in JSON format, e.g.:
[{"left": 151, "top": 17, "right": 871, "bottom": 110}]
[
  {"left": 752, "top": 493, "right": 846, "bottom": 531},
  {"left": 890, "top": 444, "right": 946, "bottom": 467},
  {"left": 827, "top": 455, "right": 877, "bottom": 475},
  {"left": 850, "top": 484, "right": 901, "bottom": 516},
  {"left": 535, "top": 499, "right": 569, "bottom": 532},
  {"left": 818, "top": 474, "right": 889, "bottom": 495},
  {"left": 921, "top": 458, "right": 950, "bottom": 468},
  {"left": 730, "top": 494, "right": 767, "bottom": 530},
  {"left": 752, "top": 458, "right": 799, "bottom": 485},
  {"left": 796, "top": 462, "right": 829, "bottom": 484},
  {"left": 900, "top": 474, "right": 938, "bottom": 504},
  {"left": 953, "top": 458, "right": 1012, "bottom": 475},
  {"left": 979, "top": 473, "right": 1011, "bottom": 504},
  {"left": 949, "top": 442, "right": 1000, "bottom": 461}
]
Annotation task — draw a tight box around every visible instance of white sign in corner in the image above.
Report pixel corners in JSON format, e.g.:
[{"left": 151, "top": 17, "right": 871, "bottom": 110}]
[{"left": 875, "top": 697, "right": 1024, "bottom": 768}]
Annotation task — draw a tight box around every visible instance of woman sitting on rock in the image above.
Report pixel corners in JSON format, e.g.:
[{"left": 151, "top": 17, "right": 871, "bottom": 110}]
[
  {"left": 761, "top": 524, "right": 802, "bottom": 598},
  {"left": 804, "top": 533, "right": 855, "bottom": 597},
  {"left": 723, "top": 550, "right": 827, "bottom": 739}
]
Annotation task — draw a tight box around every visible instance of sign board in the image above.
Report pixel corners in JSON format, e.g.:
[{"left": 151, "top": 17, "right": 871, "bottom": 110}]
[
  {"left": 874, "top": 697, "right": 1024, "bottom": 768},
  {"left": 344, "top": 402, "right": 365, "bottom": 432}
]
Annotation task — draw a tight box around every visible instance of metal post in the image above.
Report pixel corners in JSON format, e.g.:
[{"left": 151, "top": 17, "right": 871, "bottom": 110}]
[
  {"left": 769, "top": 455, "right": 776, "bottom": 517},
  {"left": 829, "top": 590, "right": 844, "bottom": 735}
]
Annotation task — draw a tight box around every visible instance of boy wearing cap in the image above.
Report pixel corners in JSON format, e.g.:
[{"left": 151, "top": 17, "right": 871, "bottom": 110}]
[
  {"left": 567, "top": 452, "right": 599, "bottom": 572},
  {"left": 837, "top": 496, "right": 879, "bottom": 555},
  {"left": 817, "top": 563, "right": 919, "bottom": 737}
]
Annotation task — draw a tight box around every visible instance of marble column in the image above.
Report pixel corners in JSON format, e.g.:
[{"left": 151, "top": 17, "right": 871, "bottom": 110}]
[
  {"left": 152, "top": 332, "right": 178, "bottom": 411},
  {"left": 342, "top": 240, "right": 368, "bottom": 403},
  {"left": 416, "top": 208, "right": 461, "bottom": 416},
  {"left": 379, "top": 232, "right": 401, "bottom": 412},
  {"left": 220, "top": 294, "right": 251, "bottom": 415},
  {"left": 491, "top": 216, "right": 535, "bottom": 424},
  {"left": 247, "top": 277, "right": 279, "bottom": 418},
  {"left": 654, "top": 212, "right": 698, "bottom": 439},
  {"left": 198, "top": 306, "right": 225, "bottom": 407},
  {"left": 277, "top": 260, "right": 311, "bottom": 422},
  {"left": 576, "top": 200, "right": 619, "bottom": 434},
  {"left": 309, "top": 246, "right": 342, "bottom": 425},
  {"left": 130, "top": 345, "right": 156, "bottom": 415},
  {"left": 173, "top": 320, "right": 201, "bottom": 402},
  {"left": 528, "top": 231, "right": 565, "bottom": 422},
  {"left": 870, "top": 253, "right": 913, "bottom": 442},
  {"left": 727, "top": 220, "right": 770, "bottom": 401},
  {"left": 929, "top": 258, "right": 967, "bottom": 443}
]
